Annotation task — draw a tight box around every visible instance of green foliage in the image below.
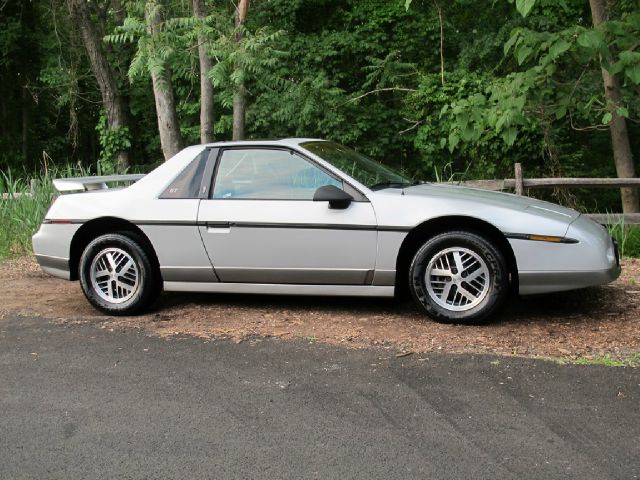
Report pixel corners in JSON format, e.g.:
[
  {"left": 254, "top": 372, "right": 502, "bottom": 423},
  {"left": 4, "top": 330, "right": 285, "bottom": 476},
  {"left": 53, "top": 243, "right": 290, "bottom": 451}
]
[
  {"left": 608, "top": 220, "right": 640, "bottom": 258},
  {"left": 207, "top": 24, "right": 287, "bottom": 109},
  {"left": 106, "top": 1, "right": 184, "bottom": 85},
  {"left": 96, "top": 114, "right": 131, "bottom": 174},
  {"left": 403, "top": 70, "right": 543, "bottom": 180}
]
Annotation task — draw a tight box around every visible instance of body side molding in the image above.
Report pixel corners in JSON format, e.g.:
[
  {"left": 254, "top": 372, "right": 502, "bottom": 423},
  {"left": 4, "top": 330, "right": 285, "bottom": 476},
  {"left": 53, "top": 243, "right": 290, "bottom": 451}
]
[{"left": 163, "top": 282, "right": 395, "bottom": 297}]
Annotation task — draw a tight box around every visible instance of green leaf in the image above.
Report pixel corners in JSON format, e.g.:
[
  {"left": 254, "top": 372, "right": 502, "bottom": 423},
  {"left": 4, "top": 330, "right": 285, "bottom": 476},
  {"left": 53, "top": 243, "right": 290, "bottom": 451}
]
[
  {"left": 503, "top": 32, "right": 519, "bottom": 56},
  {"left": 626, "top": 65, "right": 640, "bottom": 85},
  {"left": 461, "top": 122, "right": 476, "bottom": 142},
  {"left": 602, "top": 112, "right": 613, "bottom": 124},
  {"left": 577, "top": 29, "right": 605, "bottom": 50},
  {"left": 607, "top": 60, "right": 624, "bottom": 75},
  {"left": 616, "top": 107, "right": 629, "bottom": 118},
  {"left": 515, "top": 0, "right": 536, "bottom": 18},
  {"left": 548, "top": 39, "right": 570, "bottom": 60},
  {"left": 448, "top": 131, "right": 459, "bottom": 152},
  {"left": 404, "top": 0, "right": 413, "bottom": 10},
  {"left": 554, "top": 106, "right": 567, "bottom": 120},
  {"left": 515, "top": 45, "right": 533, "bottom": 65},
  {"left": 502, "top": 127, "right": 517, "bottom": 146}
]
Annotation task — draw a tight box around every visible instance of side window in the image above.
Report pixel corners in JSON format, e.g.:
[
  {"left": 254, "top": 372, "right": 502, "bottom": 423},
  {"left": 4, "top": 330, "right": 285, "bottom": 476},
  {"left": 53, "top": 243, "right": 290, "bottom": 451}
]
[
  {"left": 212, "top": 149, "right": 342, "bottom": 200},
  {"left": 160, "top": 150, "right": 209, "bottom": 199}
]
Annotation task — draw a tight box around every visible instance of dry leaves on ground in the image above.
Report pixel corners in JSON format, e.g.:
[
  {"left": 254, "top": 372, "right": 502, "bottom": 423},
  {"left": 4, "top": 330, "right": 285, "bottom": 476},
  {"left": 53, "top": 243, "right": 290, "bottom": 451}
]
[{"left": 1, "top": 256, "right": 639, "bottom": 362}]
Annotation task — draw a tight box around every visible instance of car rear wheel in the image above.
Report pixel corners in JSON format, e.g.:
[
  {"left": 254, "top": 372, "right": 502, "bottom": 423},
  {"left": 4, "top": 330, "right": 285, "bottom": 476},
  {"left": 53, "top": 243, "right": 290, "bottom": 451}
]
[
  {"left": 409, "top": 231, "right": 509, "bottom": 324},
  {"left": 79, "top": 233, "right": 158, "bottom": 315}
]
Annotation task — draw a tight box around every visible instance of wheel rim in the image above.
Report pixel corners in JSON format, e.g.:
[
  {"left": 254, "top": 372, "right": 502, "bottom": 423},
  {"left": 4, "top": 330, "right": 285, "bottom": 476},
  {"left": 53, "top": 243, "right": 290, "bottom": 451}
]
[
  {"left": 90, "top": 247, "right": 140, "bottom": 304},
  {"left": 425, "top": 247, "right": 490, "bottom": 312}
]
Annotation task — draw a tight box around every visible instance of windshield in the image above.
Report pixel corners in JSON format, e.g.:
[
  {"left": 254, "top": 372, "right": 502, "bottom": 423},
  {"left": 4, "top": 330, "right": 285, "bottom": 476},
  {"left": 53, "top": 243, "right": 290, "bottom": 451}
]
[{"left": 302, "top": 141, "right": 413, "bottom": 190}]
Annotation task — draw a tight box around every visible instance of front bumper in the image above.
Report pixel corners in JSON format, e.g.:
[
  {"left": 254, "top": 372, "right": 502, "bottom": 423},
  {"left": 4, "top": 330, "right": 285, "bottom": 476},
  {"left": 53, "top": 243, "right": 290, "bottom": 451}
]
[{"left": 519, "top": 263, "right": 621, "bottom": 295}]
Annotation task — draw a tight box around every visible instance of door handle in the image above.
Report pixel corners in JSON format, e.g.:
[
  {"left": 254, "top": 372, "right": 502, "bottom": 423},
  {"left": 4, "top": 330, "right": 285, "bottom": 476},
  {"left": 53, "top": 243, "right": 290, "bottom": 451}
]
[{"left": 206, "top": 221, "right": 231, "bottom": 233}]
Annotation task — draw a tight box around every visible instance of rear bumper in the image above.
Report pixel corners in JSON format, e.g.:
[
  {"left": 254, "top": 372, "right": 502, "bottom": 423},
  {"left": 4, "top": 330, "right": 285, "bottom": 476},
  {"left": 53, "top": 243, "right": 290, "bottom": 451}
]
[
  {"left": 519, "top": 263, "right": 621, "bottom": 295},
  {"left": 34, "top": 254, "right": 71, "bottom": 280},
  {"left": 32, "top": 222, "right": 79, "bottom": 281}
]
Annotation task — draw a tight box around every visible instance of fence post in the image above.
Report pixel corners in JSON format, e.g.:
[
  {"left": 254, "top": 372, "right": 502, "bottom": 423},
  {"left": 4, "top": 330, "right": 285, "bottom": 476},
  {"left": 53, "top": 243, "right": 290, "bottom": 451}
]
[
  {"left": 30, "top": 179, "right": 38, "bottom": 196},
  {"left": 514, "top": 163, "right": 524, "bottom": 196}
]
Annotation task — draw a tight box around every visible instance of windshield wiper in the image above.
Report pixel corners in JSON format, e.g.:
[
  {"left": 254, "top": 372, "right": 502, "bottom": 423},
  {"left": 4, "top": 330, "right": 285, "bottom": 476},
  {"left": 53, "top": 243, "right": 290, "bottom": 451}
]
[{"left": 369, "top": 181, "right": 421, "bottom": 191}]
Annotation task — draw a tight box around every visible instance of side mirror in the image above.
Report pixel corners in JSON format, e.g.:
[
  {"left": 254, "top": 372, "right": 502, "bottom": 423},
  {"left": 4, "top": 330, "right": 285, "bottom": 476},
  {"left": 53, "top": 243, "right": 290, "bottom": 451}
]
[{"left": 313, "top": 185, "right": 353, "bottom": 209}]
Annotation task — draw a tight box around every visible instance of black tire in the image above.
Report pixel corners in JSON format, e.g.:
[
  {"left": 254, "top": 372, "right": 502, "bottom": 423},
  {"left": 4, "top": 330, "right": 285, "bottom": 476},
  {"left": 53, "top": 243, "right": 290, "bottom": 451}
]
[
  {"left": 409, "top": 230, "right": 509, "bottom": 324},
  {"left": 79, "top": 232, "right": 159, "bottom": 315}
]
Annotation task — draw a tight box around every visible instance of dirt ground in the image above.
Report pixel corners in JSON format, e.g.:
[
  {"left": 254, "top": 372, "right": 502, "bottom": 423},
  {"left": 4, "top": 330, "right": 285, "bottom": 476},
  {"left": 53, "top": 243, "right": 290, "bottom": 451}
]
[{"left": 1, "top": 256, "right": 639, "bottom": 362}]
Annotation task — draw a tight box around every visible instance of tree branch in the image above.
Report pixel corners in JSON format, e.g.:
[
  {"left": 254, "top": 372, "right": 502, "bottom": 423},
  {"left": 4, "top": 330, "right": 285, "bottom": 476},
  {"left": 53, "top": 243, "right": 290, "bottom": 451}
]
[{"left": 344, "top": 87, "right": 416, "bottom": 105}]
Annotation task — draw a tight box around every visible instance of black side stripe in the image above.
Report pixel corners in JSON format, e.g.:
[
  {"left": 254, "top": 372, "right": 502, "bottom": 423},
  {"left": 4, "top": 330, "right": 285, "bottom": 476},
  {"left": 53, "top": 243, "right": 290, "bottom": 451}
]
[
  {"left": 43, "top": 218, "right": 412, "bottom": 232},
  {"left": 202, "top": 221, "right": 412, "bottom": 232},
  {"left": 42, "top": 219, "right": 578, "bottom": 243}
]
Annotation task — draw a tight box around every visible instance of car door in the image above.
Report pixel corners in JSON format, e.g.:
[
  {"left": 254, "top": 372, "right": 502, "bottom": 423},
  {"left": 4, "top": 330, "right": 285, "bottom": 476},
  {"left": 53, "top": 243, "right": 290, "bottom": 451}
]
[{"left": 197, "top": 147, "right": 378, "bottom": 285}]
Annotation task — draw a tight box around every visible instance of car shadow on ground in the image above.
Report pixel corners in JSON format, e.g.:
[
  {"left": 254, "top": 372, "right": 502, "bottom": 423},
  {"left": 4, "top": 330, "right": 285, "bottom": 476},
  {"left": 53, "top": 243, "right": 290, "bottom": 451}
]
[{"left": 152, "top": 284, "right": 623, "bottom": 326}]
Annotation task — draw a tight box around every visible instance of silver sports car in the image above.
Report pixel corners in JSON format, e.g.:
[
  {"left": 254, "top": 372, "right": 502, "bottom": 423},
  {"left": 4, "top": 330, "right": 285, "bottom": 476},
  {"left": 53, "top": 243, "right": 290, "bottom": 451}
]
[{"left": 33, "top": 139, "right": 620, "bottom": 323}]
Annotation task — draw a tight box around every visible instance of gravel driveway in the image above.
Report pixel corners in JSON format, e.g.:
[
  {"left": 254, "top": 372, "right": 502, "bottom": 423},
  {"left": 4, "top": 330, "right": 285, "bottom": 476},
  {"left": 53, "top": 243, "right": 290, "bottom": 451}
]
[{"left": 1, "top": 256, "right": 639, "bottom": 362}]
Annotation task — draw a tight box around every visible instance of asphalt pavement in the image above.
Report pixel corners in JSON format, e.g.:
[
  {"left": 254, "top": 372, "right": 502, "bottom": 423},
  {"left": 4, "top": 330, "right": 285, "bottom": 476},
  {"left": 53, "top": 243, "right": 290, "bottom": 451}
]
[{"left": 0, "top": 315, "right": 638, "bottom": 479}]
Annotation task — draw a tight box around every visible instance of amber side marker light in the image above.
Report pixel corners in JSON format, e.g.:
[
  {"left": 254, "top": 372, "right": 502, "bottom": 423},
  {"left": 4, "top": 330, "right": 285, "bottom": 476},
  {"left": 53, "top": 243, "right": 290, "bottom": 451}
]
[
  {"left": 506, "top": 233, "right": 579, "bottom": 244},
  {"left": 528, "top": 234, "right": 563, "bottom": 243}
]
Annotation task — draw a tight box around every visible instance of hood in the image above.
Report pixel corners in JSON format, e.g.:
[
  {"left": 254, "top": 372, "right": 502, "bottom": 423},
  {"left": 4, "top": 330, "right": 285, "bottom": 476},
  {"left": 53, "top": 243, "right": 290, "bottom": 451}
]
[{"left": 402, "top": 183, "right": 580, "bottom": 223}]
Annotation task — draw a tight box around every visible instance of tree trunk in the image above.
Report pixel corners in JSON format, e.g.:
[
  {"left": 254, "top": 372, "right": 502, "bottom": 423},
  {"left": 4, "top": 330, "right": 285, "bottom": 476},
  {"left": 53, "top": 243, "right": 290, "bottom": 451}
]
[
  {"left": 232, "top": 85, "right": 246, "bottom": 141},
  {"left": 146, "top": 0, "right": 184, "bottom": 160},
  {"left": 589, "top": 0, "right": 639, "bottom": 214},
  {"left": 68, "top": 0, "right": 131, "bottom": 171},
  {"left": 192, "top": 0, "right": 215, "bottom": 143},
  {"left": 232, "top": 0, "right": 249, "bottom": 141}
]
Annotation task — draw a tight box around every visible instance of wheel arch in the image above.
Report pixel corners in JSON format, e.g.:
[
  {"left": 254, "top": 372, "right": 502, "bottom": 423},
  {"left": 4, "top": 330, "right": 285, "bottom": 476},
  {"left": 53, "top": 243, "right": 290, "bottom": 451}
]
[
  {"left": 394, "top": 215, "right": 518, "bottom": 297},
  {"left": 69, "top": 217, "right": 161, "bottom": 281}
]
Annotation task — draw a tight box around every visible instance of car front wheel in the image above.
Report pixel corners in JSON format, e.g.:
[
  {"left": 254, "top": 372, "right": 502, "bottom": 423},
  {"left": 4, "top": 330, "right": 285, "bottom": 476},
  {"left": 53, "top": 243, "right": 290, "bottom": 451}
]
[
  {"left": 409, "top": 231, "right": 509, "bottom": 324},
  {"left": 79, "top": 233, "right": 158, "bottom": 315}
]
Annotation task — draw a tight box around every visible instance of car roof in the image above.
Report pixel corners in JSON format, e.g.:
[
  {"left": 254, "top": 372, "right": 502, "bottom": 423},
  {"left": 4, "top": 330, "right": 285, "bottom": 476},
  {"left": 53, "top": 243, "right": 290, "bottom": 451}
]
[{"left": 201, "top": 138, "right": 325, "bottom": 148}]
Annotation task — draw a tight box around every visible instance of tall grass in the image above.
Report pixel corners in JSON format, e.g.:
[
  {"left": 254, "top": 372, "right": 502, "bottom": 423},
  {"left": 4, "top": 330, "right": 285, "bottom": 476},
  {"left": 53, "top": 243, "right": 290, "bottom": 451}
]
[
  {"left": 607, "top": 218, "right": 640, "bottom": 258},
  {"left": 0, "top": 165, "right": 88, "bottom": 259}
]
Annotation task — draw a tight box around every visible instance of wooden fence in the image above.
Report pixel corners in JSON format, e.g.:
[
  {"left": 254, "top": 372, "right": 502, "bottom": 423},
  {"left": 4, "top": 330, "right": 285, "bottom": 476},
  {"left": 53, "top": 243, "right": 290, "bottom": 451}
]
[
  {"left": 451, "top": 162, "right": 640, "bottom": 225},
  {"left": 0, "top": 180, "right": 39, "bottom": 200}
]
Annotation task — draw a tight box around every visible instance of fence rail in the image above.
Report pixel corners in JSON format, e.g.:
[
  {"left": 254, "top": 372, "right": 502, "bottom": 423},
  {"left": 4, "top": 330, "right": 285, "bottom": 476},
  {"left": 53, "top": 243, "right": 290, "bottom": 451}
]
[
  {"left": 0, "top": 180, "right": 39, "bottom": 200},
  {"left": 456, "top": 177, "right": 640, "bottom": 191},
  {"left": 451, "top": 162, "right": 640, "bottom": 225},
  {"left": 1, "top": 193, "right": 30, "bottom": 200}
]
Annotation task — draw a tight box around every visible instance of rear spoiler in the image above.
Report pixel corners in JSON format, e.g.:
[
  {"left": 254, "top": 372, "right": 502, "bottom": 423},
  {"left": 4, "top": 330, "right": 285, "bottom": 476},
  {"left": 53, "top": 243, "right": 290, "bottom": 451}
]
[{"left": 52, "top": 174, "right": 145, "bottom": 193}]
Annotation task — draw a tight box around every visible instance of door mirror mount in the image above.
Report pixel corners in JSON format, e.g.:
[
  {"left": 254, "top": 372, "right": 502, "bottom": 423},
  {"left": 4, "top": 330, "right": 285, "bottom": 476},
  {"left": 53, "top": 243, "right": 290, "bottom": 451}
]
[{"left": 313, "top": 185, "right": 353, "bottom": 209}]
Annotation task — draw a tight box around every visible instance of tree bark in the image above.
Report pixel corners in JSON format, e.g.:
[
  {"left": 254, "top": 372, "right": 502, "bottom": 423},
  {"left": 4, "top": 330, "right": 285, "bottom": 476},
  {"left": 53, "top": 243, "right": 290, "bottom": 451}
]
[
  {"left": 232, "top": 0, "right": 249, "bottom": 141},
  {"left": 192, "top": 0, "right": 215, "bottom": 143},
  {"left": 589, "top": 0, "right": 639, "bottom": 214},
  {"left": 146, "top": 0, "right": 184, "bottom": 160},
  {"left": 68, "top": 0, "right": 131, "bottom": 171}
]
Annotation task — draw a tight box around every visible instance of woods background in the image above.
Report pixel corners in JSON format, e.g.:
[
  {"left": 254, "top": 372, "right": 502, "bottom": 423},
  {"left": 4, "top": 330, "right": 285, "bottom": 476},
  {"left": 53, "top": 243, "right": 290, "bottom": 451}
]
[{"left": 1, "top": 0, "right": 638, "bottom": 214}]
